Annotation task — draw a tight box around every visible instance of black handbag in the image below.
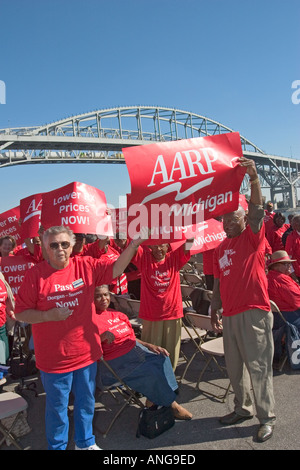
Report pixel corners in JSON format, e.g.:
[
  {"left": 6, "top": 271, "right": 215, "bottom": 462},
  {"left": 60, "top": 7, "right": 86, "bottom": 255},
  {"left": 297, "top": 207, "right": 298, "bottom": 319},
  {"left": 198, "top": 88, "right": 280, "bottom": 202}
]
[{"left": 136, "top": 405, "right": 175, "bottom": 439}]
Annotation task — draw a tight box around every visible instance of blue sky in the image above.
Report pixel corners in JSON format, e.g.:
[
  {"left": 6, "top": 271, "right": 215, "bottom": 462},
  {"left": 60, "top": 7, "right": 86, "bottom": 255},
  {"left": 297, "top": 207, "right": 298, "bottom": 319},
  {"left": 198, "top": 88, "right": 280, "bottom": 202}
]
[{"left": 0, "top": 0, "right": 299, "bottom": 213}]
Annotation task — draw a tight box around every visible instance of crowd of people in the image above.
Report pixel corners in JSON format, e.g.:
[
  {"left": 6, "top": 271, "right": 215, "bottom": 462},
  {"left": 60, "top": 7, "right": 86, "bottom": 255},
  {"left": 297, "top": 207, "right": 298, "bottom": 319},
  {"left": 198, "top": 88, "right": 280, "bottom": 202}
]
[{"left": 0, "top": 156, "right": 299, "bottom": 450}]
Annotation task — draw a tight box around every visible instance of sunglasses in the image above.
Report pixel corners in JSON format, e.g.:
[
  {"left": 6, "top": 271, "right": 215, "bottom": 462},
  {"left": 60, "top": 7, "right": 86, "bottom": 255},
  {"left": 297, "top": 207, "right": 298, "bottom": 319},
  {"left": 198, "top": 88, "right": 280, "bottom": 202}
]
[{"left": 49, "top": 241, "right": 71, "bottom": 250}]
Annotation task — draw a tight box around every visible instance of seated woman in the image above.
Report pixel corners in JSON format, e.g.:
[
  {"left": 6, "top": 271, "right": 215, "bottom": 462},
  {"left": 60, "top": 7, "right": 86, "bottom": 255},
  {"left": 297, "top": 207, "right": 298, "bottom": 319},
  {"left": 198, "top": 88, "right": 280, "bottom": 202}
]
[
  {"left": 267, "top": 250, "right": 300, "bottom": 362},
  {"left": 94, "top": 285, "right": 192, "bottom": 420}
]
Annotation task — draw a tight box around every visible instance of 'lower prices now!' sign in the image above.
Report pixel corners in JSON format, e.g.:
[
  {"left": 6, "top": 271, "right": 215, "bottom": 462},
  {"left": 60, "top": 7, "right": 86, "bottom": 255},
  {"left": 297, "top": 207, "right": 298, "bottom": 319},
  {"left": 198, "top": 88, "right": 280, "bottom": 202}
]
[
  {"left": 0, "top": 255, "right": 35, "bottom": 297},
  {"left": 41, "top": 182, "right": 113, "bottom": 235}
]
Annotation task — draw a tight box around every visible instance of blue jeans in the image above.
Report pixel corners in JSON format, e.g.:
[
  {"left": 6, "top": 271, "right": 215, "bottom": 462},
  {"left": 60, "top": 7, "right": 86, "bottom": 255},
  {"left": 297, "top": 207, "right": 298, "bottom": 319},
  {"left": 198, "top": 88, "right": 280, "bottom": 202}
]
[
  {"left": 97, "top": 342, "right": 177, "bottom": 406},
  {"left": 40, "top": 362, "right": 97, "bottom": 450}
]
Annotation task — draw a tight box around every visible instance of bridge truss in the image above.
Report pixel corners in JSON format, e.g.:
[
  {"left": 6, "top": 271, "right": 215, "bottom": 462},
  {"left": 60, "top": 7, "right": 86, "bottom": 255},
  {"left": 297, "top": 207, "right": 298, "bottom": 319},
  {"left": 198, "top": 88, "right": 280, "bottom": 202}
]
[{"left": 0, "top": 106, "right": 299, "bottom": 208}]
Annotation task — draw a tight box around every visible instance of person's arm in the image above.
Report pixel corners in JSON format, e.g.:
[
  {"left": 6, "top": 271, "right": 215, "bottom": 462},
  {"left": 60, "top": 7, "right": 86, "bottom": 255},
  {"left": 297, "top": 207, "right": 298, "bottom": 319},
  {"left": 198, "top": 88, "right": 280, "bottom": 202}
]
[
  {"left": 112, "top": 227, "right": 149, "bottom": 279},
  {"left": 15, "top": 306, "right": 73, "bottom": 324},
  {"left": 238, "top": 157, "right": 262, "bottom": 206},
  {"left": 210, "top": 278, "right": 223, "bottom": 334},
  {"left": 100, "top": 331, "right": 115, "bottom": 344},
  {"left": 238, "top": 157, "right": 264, "bottom": 234}
]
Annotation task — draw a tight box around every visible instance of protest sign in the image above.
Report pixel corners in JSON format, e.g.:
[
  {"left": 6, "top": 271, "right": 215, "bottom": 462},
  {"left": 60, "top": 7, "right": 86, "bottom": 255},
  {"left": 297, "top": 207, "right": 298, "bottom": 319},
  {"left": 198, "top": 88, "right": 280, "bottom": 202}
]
[
  {"left": 0, "top": 255, "right": 35, "bottom": 297},
  {"left": 0, "top": 206, "right": 21, "bottom": 245},
  {"left": 124, "top": 132, "right": 245, "bottom": 242},
  {"left": 41, "top": 182, "right": 113, "bottom": 235},
  {"left": 110, "top": 207, "right": 128, "bottom": 237},
  {"left": 20, "top": 193, "right": 43, "bottom": 240},
  {"left": 171, "top": 218, "right": 226, "bottom": 254}
]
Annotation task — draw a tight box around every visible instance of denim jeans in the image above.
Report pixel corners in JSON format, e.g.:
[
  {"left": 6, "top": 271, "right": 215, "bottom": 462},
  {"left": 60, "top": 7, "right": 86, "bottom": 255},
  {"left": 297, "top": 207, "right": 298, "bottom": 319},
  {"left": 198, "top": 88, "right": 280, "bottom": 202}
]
[
  {"left": 40, "top": 362, "right": 97, "bottom": 450},
  {"left": 97, "top": 342, "right": 177, "bottom": 406}
]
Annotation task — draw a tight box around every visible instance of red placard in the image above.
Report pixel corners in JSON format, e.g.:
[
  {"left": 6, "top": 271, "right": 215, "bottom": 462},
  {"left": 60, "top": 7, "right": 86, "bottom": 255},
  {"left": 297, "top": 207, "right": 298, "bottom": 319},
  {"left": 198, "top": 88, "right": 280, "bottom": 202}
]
[
  {"left": 170, "top": 218, "right": 226, "bottom": 254},
  {"left": 0, "top": 206, "right": 21, "bottom": 244},
  {"left": 41, "top": 182, "right": 113, "bottom": 235},
  {"left": 0, "top": 255, "right": 35, "bottom": 297},
  {"left": 20, "top": 193, "right": 43, "bottom": 240},
  {"left": 124, "top": 132, "right": 245, "bottom": 243}
]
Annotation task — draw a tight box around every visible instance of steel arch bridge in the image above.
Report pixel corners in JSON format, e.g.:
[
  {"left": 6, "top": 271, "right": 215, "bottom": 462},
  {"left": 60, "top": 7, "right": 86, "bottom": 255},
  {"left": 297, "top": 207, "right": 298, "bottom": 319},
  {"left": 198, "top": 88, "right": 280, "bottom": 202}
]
[{"left": 0, "top": 105, "right": 299, "bottom": 208}]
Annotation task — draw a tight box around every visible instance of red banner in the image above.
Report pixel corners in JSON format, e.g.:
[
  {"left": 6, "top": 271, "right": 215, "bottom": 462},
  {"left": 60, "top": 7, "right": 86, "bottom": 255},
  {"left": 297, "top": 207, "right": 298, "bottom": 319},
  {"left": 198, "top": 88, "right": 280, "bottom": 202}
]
[
  {"left": 20, "top": 193, "right": 43, "bottom": 240},
  {"left": 124, "top": 132, "right": 245, "bottom": 242},
  {"left": 0, "top": 255, "right": 35, "bottom": 297},
  {"left": 110, "top": 207, "right": 128, "bottom": 236},
  {"left": 0, "top": 206, "right": 21, "bottom": 245},
  {"left": 41, "top": 182, "right": 113, "bottom": 235},
  {"left": 171, "top": 218, "right": 226, "bottom": 254}
]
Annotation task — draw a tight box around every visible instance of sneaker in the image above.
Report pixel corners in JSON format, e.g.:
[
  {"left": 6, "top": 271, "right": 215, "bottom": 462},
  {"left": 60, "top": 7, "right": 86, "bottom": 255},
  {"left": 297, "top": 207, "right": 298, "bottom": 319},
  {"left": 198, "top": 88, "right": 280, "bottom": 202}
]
[{"left": 75, "top": 443, "right": 102, "bottom": 450}]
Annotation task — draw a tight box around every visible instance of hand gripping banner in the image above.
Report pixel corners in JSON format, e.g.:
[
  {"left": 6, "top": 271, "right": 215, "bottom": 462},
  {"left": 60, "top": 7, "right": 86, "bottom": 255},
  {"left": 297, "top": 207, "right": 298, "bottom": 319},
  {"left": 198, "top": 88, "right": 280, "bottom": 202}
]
[
  {"left": 123, "top": 132, "right": 246, "bottom": 242},
  {"left": 41, "top": 182, "right": 113, "bottom": 236}
]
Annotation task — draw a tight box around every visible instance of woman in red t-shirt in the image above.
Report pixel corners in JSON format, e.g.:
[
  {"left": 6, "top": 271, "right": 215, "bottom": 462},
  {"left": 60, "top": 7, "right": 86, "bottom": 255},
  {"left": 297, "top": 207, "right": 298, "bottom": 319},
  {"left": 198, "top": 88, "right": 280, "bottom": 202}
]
[
  {"left": 14, "top": 225, "right": 145, "bottom": 450},
  {"left": 132, "top": 241, "right": 192, "bottom": 370}
]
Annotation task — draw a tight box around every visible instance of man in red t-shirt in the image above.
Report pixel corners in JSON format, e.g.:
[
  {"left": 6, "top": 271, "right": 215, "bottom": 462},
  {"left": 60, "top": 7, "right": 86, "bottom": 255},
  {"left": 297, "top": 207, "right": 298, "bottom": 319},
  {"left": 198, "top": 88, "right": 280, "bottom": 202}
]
[
  {"left": 211, "top": 157, "right": 275, "bottom": 443},
  {"left": 267, "top": 250, "right": 300, "bottom": 363},
  {"left": 14, "top": 225, "right": 145, "bottom": 450}
]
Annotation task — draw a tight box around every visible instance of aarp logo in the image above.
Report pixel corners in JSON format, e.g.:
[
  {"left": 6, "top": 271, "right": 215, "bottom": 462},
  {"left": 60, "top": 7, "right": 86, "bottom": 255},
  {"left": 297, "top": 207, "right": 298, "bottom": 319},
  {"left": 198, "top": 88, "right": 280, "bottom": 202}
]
[{"left": 0, "top": 80, "right": 6, "bottom": 104}]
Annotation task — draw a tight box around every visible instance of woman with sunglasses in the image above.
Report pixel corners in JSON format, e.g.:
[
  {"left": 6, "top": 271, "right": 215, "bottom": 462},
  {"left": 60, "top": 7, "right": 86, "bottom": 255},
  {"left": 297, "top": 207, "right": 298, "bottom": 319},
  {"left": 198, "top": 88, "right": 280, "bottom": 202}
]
[{"left": 14, "top": 225, "right": 146, "bottom": 450}]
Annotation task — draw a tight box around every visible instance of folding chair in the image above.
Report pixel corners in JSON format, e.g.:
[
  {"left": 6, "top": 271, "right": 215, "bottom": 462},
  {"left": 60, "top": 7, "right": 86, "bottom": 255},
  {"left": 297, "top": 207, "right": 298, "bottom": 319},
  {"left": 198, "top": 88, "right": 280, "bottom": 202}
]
[
  {"left": 194, "top": 262, "right": 204, "bottom": 275},
  {"left": 180, "top": 284, "right": 195, "bottom": 308},
  {"left": 188, "top": 287, "right": 213, "bottom": 316},
  {"left": 182, "top": 312, "right": 230, "bottom": 402},
  {"left": 181, "top": 262, "right": 195, "bottom": 273},
  {"left": 183, "top": 272, "right": 205, "bottom": 287},
  {"left": 270, "top": 300, "right": 289, "bottom": 372},
  {"left": 0, "top": 392, "right": 28, "bottom": 450},
  {"left": 197, "top": 336, "right": 230, "bottom": 402},
  {"left": 94, "top": 358, "right": 145, "bottom": 438},
  {"left": 109, "top": 292, "right": 120, "bottom": 310},
  {"left": 126, "top": 298, "right": 141, "bottom": 318},
  {"left": 179, "top": 312, "right": 211, "bottom": 382},
  {"left": 113, "top": 296, "right": 132, "bottom": 317}
]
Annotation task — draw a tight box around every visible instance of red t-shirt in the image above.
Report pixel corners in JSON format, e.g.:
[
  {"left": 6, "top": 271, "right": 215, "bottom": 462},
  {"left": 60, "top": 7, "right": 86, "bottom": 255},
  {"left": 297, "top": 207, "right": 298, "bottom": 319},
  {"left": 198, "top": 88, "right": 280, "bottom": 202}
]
[
  {"left": 0, "top": 279, "right": 7, "bottom": 327},
  {"left": 95, "top": 308, "right": 136, "bottom": 360},
  {"left": 266, "top": 224, "right": 289, "bottom": 252},
  {"left": 267, "top": 269, "right": 300, "bottom": 311},
  {"left": 285, "top": 230, "right": 300, "bottom": 277},
  {"left": 132, "top": 245, "right": 190, "bottom": 321},
  {"left": 84, "top": 241, "right": 128, "bottom": 295},
  {"left": 202, "top": 249, "right": 215, "bottom": 275},
  {"left": 14, "top": 256, "right": 114, "bottom": 373},
  {"left": 264, "top": 211, "right": 275, "bottom": 237},
  {"left": 213, "top": 225, "right": 270, "bottom": 317}
]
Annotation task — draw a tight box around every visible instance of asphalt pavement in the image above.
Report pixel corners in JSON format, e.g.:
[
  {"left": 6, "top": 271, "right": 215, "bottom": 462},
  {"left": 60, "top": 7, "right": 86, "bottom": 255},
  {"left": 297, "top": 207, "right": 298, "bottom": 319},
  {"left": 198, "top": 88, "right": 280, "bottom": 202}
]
[{"left": 1, "top": 337, "right": 299, "bottom": 456}]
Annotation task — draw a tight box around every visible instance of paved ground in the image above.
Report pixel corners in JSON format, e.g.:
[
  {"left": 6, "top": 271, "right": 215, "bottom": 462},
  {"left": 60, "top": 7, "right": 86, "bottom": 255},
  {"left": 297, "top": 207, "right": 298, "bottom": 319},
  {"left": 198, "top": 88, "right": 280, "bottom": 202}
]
[{"left": 1, "top": 340, "right": 299, "bottom": 454}]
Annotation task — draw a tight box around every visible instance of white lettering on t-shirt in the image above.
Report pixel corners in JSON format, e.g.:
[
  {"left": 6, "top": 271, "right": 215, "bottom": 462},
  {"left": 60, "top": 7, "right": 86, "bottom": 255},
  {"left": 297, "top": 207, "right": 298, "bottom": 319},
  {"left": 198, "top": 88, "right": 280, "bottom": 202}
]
[
  {"left": 219, "top": 249, "right": 236, "bottom": 273},
  {"left": 54, "top": 283, "right": 73, "bottom": 292}
]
